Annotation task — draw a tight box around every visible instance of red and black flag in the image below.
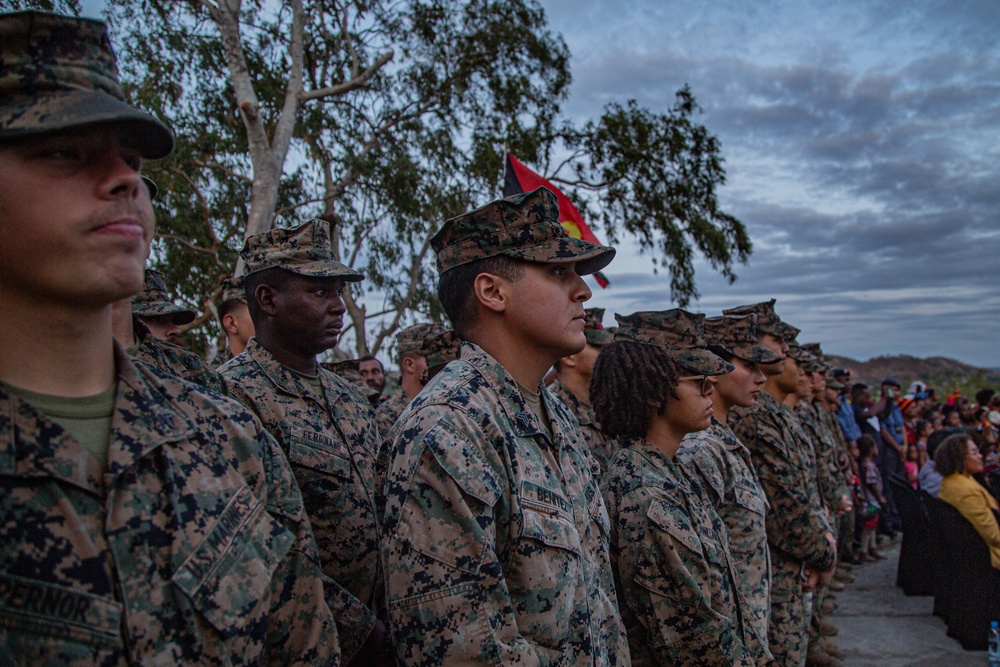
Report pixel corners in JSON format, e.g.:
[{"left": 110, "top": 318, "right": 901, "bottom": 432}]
[{"left": 503, "top": 152, "right": 610, "bottom": 288}]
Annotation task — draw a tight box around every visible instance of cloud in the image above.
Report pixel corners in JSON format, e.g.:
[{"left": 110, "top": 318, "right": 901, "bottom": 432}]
[{"left": 541, "top": 0, "right": 1000, "bottom": 367}]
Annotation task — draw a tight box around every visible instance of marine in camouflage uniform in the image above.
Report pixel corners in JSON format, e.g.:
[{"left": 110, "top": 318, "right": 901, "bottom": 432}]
[
  {"left": 132, "top": 268, "right": 197, "bottom": 345},
  {"left": 726, "top": 302, "right": 836, "bottom": 667},
  {"left": 131, "top": 317, "right": 227, "bottom": 394},
  {"left": 211, "top": 275, "right": 254, "bottom": 368},
  {"left": 380, "top": 188, "right": 627, "bottom": 665},
  {"left": 549, "top": 307, "right": 616, "bottom": 474},
  {"left": 374, "top": 322, "right": 447, "bottom": 435},
  {"left": 601, "top": 310, "right": 767, "bottom": 666},
  {"left": 676, "top": 313, "right": 782, "bottom": 665},
  {"left": 0, "top": 11, "right": 338, "bottom": 665},
  {"left": 220, "top": 219, "right": 388, "bottom": 665}
]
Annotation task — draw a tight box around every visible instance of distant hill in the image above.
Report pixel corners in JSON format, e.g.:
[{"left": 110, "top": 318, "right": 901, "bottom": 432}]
[{"left": 825, "top": 354, "right": 1000, "bottom": 399}]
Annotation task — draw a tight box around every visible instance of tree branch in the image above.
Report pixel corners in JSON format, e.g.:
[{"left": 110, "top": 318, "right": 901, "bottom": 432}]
[{"left": 299, "top": 50, "right": 394, "bottom": 101}]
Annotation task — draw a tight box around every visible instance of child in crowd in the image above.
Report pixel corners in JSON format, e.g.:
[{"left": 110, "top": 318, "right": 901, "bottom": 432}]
[
  {"left": 905, "top": 442, "right": 920, "bottom": 489},
  {"left": 913, "top": 419, "right": 932, "bottom": 468},
  {"left": 857, "top": 435, "right": 887, "bottom": 562}
]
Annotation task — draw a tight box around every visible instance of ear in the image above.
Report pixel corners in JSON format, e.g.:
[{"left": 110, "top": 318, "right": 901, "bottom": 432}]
[
  {"left": 472, "top": 272, "right": 509, "bottom": 315},
  {"left": 222, "top": 312, "right": 239, "bottom": 335},
  {"left": 560, "top": 352, "right": 579, "bottom": 369},
  {"left": 255, "top": 284, "right": 279, "bottom": 317},
  {"left": 402, "top": 356, "right": 417, "bottom": 374}
]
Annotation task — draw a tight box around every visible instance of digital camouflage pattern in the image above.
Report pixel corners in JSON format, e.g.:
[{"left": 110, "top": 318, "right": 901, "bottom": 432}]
[
  {"left": 602, "top": 438, "right": 761, "bottom": 667},
  {"left": 420, "top": 330, "right": 462, "bottom": 384},
  {"left": 583, "top": 307, "right": 614, "bottom": 346},
  {"left": 0, "top": 11, "right": 172, "bottom": 157},
  {"left": 129, "top": 317, "right": 226, "bottom": 394},
  {"left": 704, "top": 314, "right": 782, "bottom": 365},
  {"left": 220, "top": 275, "right": 246, "bottom": 305},
  {"left": 730, "top": 391, "right": 835, "bottom": 667},
  {"left": 723, "top": 299, "right": 800, "bottom": 341},
  {"left": 396, "top": 322, "right": 447, "bottom": 357},
  {"left": 430, "top": 187, "right": 616, "bottom": 276},
  {"left": 614, "top": 309, "right": 735, "bottom": 376},
  {"left": 220, "top": 338, "right": 382, "bottom": 663},
  {"left": 796, "top": 400, "right": 847, "bottom": 512},
  {"left": 549, "top": 378, "right": 617, "bottom": 475},
  {"left": 380, "top": 342, "right": 628, "bottom": 666},
  {"left": 131, "top": 269, "right": 195, "bottom": 324},
  {"left": 676, "top": 417, "right": 774, "bottom": 664},
  {"left": 374, "top": 387, "right": 410, "bottom": 436},
  {"left": 0, "top": 345, "right": 339, "bottom": 666},
  {"left": 241, "top": 218, "right": 365, "bottom": 281}
]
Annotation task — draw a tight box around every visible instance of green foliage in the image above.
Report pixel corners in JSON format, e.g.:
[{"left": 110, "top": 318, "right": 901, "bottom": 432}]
[
  {"left": 0, "top": 0, "right": 81, "bottom": 12},
  {"left": 84, "top": 0, "right": 747, "bottom": 356}
]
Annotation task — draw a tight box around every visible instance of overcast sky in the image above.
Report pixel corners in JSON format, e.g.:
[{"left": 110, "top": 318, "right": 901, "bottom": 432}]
[{"left": 538, "top": 0, "right": 1000, "bottom": 368}]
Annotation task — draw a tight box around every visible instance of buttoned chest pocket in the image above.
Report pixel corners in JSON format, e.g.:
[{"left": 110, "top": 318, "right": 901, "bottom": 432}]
[
  {"left": 172, "top": 485, "right": 294, "bottom": 642},
  {"left": 287, "top": 426, "right": 353, "bottom": 482},
  {"left": 507, "top": 498, "right": 583, "bottom": 650},
  {"left": 0, "top": 573, "right": 125, "bottom": 666},
  {"left": 733, "top": 483, "right": 766, "bottom": 517},
  {"left": 641, "top": 499, "right": 727, "bottom": 603}
]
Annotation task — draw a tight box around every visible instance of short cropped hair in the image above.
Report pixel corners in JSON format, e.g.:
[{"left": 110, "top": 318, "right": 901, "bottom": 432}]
[
  {"left": 591, "top": 340, "right": 678, "bottom": 441},
  {"left": 243, "top": 267, "right": 293, "bottom": 320},
  {"left": 436, "top": 255, "right": 524, "bottom": 338}
]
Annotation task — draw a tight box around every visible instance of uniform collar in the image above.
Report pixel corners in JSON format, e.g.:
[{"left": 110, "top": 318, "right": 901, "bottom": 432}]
[{"left": 244, "top": 337, "right": 347, "bottom": 406}]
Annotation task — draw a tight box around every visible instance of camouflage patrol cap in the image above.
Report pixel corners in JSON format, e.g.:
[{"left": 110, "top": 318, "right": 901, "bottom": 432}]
[
  {"left": 219, "top": 275, "right": 246, "bottom": 305},
  {"left": 704, "top": 314, "right": 782, "bottom": 365},
  {"left": 0, "top": 11, "right": 172, "bottom": 158},
  {"left": 397, "top": 322, "right": 447, "bottom": 357},
  {"left": 431, "top": 187, "right": 615, "bottom": 275},
  {"left": 241, "top": 219, "right": 364, "bottom": 281},
  {"left": 722, "top": 299, "right": 799, "bottom": 339},
  {"left": 826, "top": 373, "right": 845, "bottom": 390},
  {"left": 583, "top": 307, "right": 614, "bottom": 346},
  {"left": 787, "top": 342, "right": 821, "bottom": 372},
  {"left": 132, "top": 269, "right": 196, "bottom": 324},
  {"left": 614, "top": 309, "right": 734, "bottom": 376},
  {"left": 421, "top": 330, "right": 462, "bottom": 384},
  {"left": 801, "top": 342, "right": 830, "bottom": 372}
]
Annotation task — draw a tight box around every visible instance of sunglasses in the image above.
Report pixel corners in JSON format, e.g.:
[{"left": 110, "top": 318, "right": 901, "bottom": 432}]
[{"left": 678, "top": 375, "right": 712, "bottom": 395}]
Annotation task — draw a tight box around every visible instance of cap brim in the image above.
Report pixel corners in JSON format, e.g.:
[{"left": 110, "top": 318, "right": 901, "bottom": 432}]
[
  {"left": 133, "top": 303, "right": 196, "bottom": 324},
  {"left": 585, "top": 329, "right": 615, "bottom": 346},
  {"left": 671, "top": 348, "right": 735, "bottom": 376},
  {"left": 728, "top": 341, "right": 782, "bottom": 365},
  {"left": 271, "top": 261, "right": 365, "bottom": 282},
  {"left": 506, "top": 237, "right": 616, "bottom": 276},
  {"left": 0, "top": 90, "right": 173, "bottom": 159}
]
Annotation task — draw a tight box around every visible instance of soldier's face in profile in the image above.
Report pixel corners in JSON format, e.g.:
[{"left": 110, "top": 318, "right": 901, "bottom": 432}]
[
  {"left": 501, "top": 261, "right": 592, "bottom": 361},
  {"left": 0, "top": 124, "right": 152, "bottom": 307},
  {"left": 714, "top": 356, "right": 766, "bottom": 410}
]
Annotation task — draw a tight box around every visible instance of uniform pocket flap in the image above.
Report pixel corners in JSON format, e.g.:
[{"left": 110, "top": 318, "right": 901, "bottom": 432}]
[
  {"left": 646, "top": 498, "right": 702, "bottom": 555},
  {"left": 0, "top": 572, "right": 123, "bottom": 648},
  {"left": 733, "top": 483, "right": 766, "bottom": 515},
  {"left": 172, "top": 486, "right": 294, "bottom": 639},
  {"left": 519, "top": 505, "right": 581, "bottom": 554},
  {"left": 288, "top": 427, "right": 352, "bottom": 479},
  {"left": 424, "top": 423, "right": 504, "bottom": 508}
]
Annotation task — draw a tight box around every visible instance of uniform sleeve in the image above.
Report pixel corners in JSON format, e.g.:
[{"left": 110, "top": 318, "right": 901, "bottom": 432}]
[
  {"left": 382, "top": 418, "right": 528, "bottom": 666},
  {"left": 225, "top": 377, "right": 378, "bottom": 663},
  {"left": 733, "top": 416, "right": 836, "bottom": 573},
  {"left": 619, "top": 494, "right": 754, "bottom": 667},
  {"left": 239, "top": 420, "right": 342, "bottom": 667}
]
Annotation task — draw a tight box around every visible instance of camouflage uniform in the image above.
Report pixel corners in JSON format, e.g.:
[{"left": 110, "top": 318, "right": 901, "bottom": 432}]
[
  {"left": 222, "top": 337, "right": 382, "bottom": 663},
  {"left": 603, "top": 438, "right": 756, "bottom": 667},
  {"left": 374, "top": 387, "right": 410, "bottom": 435},
  {"left": 130, "top": 317, "right": 227, "bottom": 394},
  {"left": 381, "top": 189, "right": 625, "bottom": 665},
  {"left": 132, "top": 269, "right": 197, "bottom": 326},
  {"left": 549, "top": 379, "right": 615, "bottom": 474},
  {"left": 381, "top": 343, "right": 627, "bottom": 666},
  {"left": 678, "top": 417, "right": 772, "bottom": 662},
  {"left": 210, "top": 276, "right": 248, "bottom": 368},
  {"left": 374, "top": 323, "right": 447, "bottom": 435},
  {"left": 221, "top": 219, "right": 383, "bottom": 663},
  {"left": 0, "top": 345, "right": 339, "bottom": 665}
]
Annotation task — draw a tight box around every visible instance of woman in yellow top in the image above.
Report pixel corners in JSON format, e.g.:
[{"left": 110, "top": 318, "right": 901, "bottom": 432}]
[{"left": 936, "top": 433, "right": 1000, "bottom": 570}]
